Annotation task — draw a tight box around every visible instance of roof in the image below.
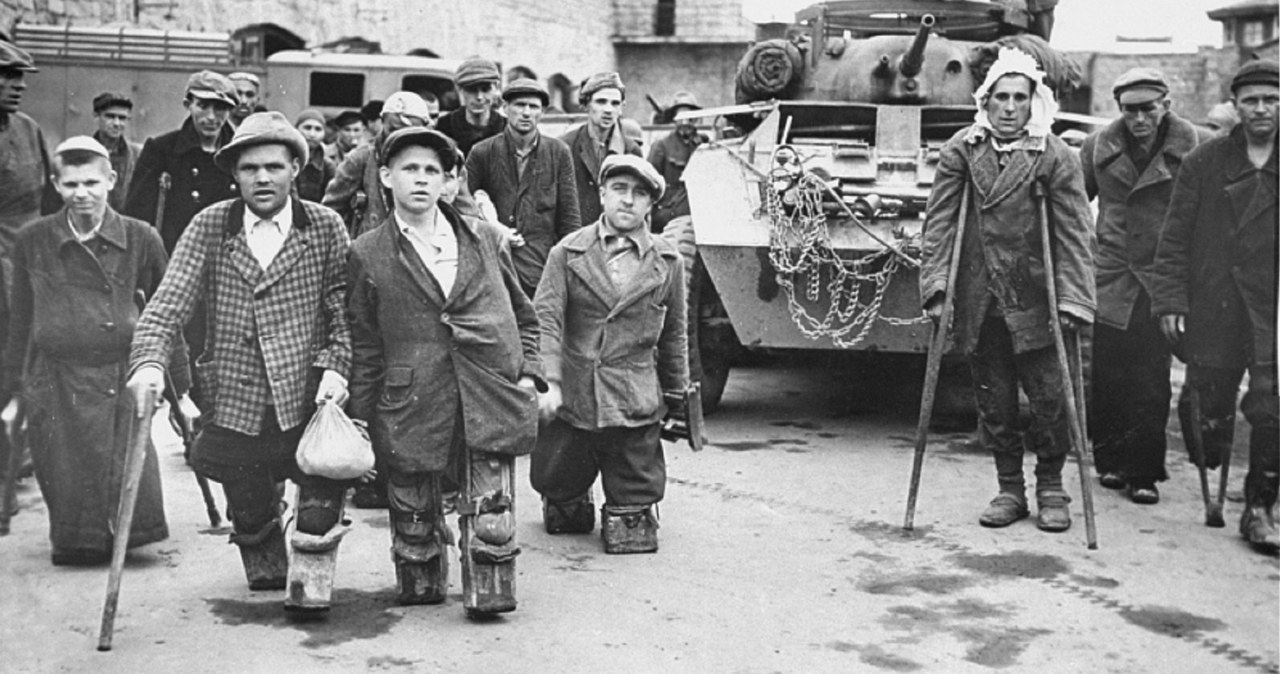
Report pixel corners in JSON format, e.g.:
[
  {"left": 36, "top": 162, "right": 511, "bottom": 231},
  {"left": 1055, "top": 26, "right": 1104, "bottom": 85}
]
[
  {"left": 1208, "top": 0, "right": 1280, "bottom": 21},
  {"left": 266, "top": 50, "right": 461, "bottom": 76}
]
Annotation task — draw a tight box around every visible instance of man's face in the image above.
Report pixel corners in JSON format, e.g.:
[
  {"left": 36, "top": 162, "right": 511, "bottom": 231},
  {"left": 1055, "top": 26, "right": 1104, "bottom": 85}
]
[
  {"left": 0, "top": 70, "right": 27, "bottom": 114},
  {"left": 586, "top": 88, "right": 624, "bottom": 132},
  {"left": 459, "top": 80, "right": 498, "bottom": 116},
  {"left": 505, "top": 96, "right": 544, "bottom": 134},
  {"left": 599, "top": 173, "right": 653, "bottom": 233},
  {"left": 984, "top": 75, "right": 1033, "bottom": 138},
  {"left": 95, "top": 105, "right": 131, "bottom": 141},
  {"left": 234, "top": 143, "right": 299, "bottom": 218},
  {"left": 55, "top": 158, "right": 116, "bottom": 219},
  {"left": 184, "top": 96, "right": 232, "bottom": 142},
  {"left": 233, "top": 82, "right": 259, "bottom": 117},
  {"left": 1118, "top": 91, "right": 1170, "bottom": 141},
  {"left": 380, "top": 145, "right": 447, "bottom": 215},
  {"left": 338, "top": 120, "right": 366, "bottom": 150},
  {"left": 1234, "top": 83, "right": 1280, "bottom": 142},
  {"left": 297, "top": 119, "right": 326, "bottom": 144}
]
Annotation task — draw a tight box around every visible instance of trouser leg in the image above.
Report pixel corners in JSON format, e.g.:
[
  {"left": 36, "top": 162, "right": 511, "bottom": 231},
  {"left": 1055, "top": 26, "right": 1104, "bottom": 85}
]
[
  {"left": 1239, "top": 364, "right": 1279, "bottom": 550},
  {"left": 969, "top": 315, "right": 1028, "bottom": 497},
  {"left": 220, "top": 472, "right": 288, "bottom": 591},
  {"left": 388, "top": 470, "right": 450, "bottom": 606},
  {"left": 596, "top": 424, "right": 665, "bottom": 554},
  {"left": 531, "top": 418, "right": 599, "bottom": 534},
  {"left": 460, "top": 449, "right": 518, "bottom": 615},
  {"left": 285, "top": 477, "right": 350, "bottom": 613},
  {"left": 1183, "top": 366, "right": 1243, "bottom": 471}
]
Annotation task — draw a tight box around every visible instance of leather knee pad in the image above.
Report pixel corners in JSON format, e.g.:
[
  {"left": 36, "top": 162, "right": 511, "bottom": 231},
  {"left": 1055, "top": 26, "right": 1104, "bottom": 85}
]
[
  {"left": 296, "top": 485, "right": 346, "bottom": 535},
  {"left": 222, "top": 478, "right": 280, "bottom": 535}
]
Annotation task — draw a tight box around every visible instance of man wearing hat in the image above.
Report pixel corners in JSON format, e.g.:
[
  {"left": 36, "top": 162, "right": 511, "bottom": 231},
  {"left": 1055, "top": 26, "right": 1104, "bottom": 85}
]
[
  {"left": 347, "top": 127, "right": 542, "bottom": 613},
  {"left": 467, "top": 78, "right": 581, "bottom": 298},
  {"left": 0, "top": 40, "right": 59, "bottom": 259},
  {"left": 1152, "top": 59, "right": 1280, "bottom": 552},
  {"left": 91, "top": 92, "right": 142, "bottom": 212},
  {"left": 227, "top": 72, "right": 265, "bottom": 127},
  {"left": 5, "top": 136, "right": 192, "bottom": 565},
  {"left": 293, "top": 109, "right": 335, "bottom": 202},
  {"left": 437, "top": 57, "right": 506, "bottom": 157},
  {"left": 560, "top": 72, "right": 642, "bottom": 227},
  {"left": 648, "top": 91, "right": 709, "bottom": 233},
  {"left": 1079, "top": 68, "right": 1214, "bottom": 506},
  {"left": 359, "top": 100, "right": 384, "bottom": 147},
  {"left": 127, "top": 111, "right": 356, "bottom": 610},
  {"left": 324, "top": 109, "right": 366, "bottom": 167},
  {"left": 531, "top": 154, "right": 689, "bottom": 554}
]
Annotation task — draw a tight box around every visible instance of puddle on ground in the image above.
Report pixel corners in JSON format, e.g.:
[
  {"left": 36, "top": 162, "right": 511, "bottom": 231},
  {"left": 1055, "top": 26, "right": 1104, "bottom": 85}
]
[
  {"left": 849, "top": 520, "right": 933, "bottom": 544},
  {"left": 947, "top": 551, "right": 1070, "bottom": 580},
  {"left": 771, "top": 420, "right": 822, "bottom": 430},
  {"left": 716, "top": 438, "right": 809, "bottom": 451},
  {"left": 367, "top": 655, "right": 420, "bottom": 669},
  {"left": 1069, "top": 574, "right": 1120, "bottom": 589},
  {"left": 879, "top": 600, "right": 1044, "bottom": 669},
  {"left": 820, "top": 642, "right": 922, "bottom": 672},
  {"left": 1119, "top": 605, "right": 1225, "bottom": 639},
  {"left": 954, "top": 625, "right": 1052, "bottom": 668},
  {"left": 860, "top": 573, "right": 974, "bottom": 596},
  {"left": 205, "top": 588, "right": 403, "bottom": 648}
]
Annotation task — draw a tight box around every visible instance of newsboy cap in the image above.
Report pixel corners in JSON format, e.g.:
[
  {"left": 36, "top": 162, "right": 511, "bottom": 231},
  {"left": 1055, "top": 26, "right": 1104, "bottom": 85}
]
[
  {"left": 227, "top": 71, "right": 260, "bottom": 88},
  {"left": 214, "top": 111, "right": 308, "bottom": 172},
  {"left": 380, "top": 127, "right": 458, "bottom": 172},
  {"left": 455, "top": 57, "right": 501, "bottom": 87},
  {"left": 333, "top": 109, "right": 365, "bottom": 128},
  {"left": 599, "top": 154, "right": 665, "bottom": 199},
  {"left": 0, "top": 40, "right": 37, "bottom": 72},
  {"left": 185, "top": 70, "right": 238, "bottom": 107},
  {"left": 294, "top": 108, "right": 325, "bottom": 127},
  {"left": 1231, "top": 59, "right": 1279, "bottom": 94},
  {"left": 670, "top": 91, "right": 701, "bottom": 111},
  {"left": 502, "top": 78, "right": 549, "bottom": 106},
  {"left": 53, "top": 135, "right": 110, "bottom": 160},
  {"left": 382, "top": 91, "right": 432, "bottom": 120},
  {"left": 93, "top": 91, "right": 133, "bottom": 113},
  {"left": 1112, "top": 67, "right": 1168, "bottom": 101},
  {"left": 579, "top": 71, "right": 625, "bottom": 104}
]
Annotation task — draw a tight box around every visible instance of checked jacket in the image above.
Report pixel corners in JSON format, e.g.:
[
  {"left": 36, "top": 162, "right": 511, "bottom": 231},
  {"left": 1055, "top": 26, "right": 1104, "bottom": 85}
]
[{"left": 129, "top": 198, "right": 352, "bottom": 435}]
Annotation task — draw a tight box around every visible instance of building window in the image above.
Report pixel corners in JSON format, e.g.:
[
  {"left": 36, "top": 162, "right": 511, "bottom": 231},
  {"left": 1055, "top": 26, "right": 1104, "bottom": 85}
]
[
  {"left": 655, "top": 0, "right": 676, "bottom": 37},
  {"left": 1242, "top": 19, "right": 1265, "bottom": 46},
  {"left": 310, "top": 72, "right": 365, "bottom": 108}
]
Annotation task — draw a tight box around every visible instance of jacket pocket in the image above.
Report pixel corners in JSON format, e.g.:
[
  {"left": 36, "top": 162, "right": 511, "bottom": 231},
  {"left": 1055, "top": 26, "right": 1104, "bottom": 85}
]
[{"left": 378, "top": 366, "right": 415, "bottom": 411}]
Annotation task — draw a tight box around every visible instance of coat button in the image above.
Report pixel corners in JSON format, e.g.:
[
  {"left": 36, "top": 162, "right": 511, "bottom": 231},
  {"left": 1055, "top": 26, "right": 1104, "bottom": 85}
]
[
  {"left": 106, "top": 388, "right": 117, "bottom": 396},
  {"left": 101, "top": 322, "right": 116, "bottom": 332},
  {"left": 192, "top": 167, "right": 199, "bottom": 177},
  {"left": 441, "top": 312, "right": 450, "bottom": 322},
  {"left": 191, "top": 190, "right": 201, "bottom": 202}
]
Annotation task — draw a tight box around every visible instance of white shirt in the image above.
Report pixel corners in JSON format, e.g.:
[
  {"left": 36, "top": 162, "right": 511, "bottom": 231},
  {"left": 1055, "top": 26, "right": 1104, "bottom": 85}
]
[
  {"left": 243, "top": 198, "right": 294, "bottom": 269},
  {"left": 66, "top": 213, "right": 103, "bottom": 243},
  {"left": 396, "top": 209, "right": 458, "bottom": 296}
]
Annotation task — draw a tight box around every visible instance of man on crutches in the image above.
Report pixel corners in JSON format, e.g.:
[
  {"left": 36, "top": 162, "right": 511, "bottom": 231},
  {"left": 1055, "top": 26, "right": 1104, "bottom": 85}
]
[{"left": 919, "top": 47, "right": 1096, "bottom": 533}]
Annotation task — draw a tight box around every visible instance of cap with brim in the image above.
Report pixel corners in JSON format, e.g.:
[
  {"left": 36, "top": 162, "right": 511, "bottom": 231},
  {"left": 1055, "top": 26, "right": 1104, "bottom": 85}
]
[
  {"left": 455, "top": 57, "right": 501, "bottom": 87},
  {"left": 214, "top": 111, "right": 309, "bottom": 172},
  {"left": 580, "top": 72, "right": 625, "bottom": 102},
  {"left": 186, "top": 70, "right": 237, "bottom": 107},
  {"left": 599, "top": 154, "right": 665, "bottom": 200},
  {"left": 93, "top": 92, "right": 133, "bottom": 113},
  {"left": 360, "top": 100, "right": 384, "bottom": 122},
  {"left": 502, "top": 78, "right": 549, "bottom": 106},
  {"left": 0, "top": 41, "right": 37, "bottom": 72},
  {"left": 54, "top": 135, "right": 110, "bottom": 159},
  {"left": 381, "top": 127, "right": 458, "bottom": 172},
  {"left": 1112, "top": 67, "right": 1169, "bottom": 101},
  {"left": 1231, "top": 59, "right": 1280, "bottom": 94},
  {"left": 670, "top": 91, "right": 701, "bottom": 111},
  {"left": 333, "top": 110, "right": 364, "bottom": 128},
  {"left": 227, "top": 72, "right": 260, "bottom": 88}
]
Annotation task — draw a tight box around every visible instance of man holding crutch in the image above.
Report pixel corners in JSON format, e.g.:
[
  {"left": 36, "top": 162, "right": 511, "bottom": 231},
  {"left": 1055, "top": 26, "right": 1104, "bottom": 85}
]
[{"left": 920, "top": 47, "right": 1095, "bottom": 532}]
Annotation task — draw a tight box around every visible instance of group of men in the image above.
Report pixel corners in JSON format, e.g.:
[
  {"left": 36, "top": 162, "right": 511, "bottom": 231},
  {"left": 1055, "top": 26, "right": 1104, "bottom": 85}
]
[
  {"left": 921, "top": 50, "right": 1278, "bottom": 554},
  {"left": 0, "top": 40, "right": 695, "bottom": 618}
]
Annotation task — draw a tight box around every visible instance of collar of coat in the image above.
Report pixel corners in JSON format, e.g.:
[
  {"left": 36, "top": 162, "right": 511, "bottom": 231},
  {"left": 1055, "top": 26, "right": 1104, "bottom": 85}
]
[
  {"left": 225, "top": 197, "right": 315, "bottom": 238},
  {"left": 172, "top": 116, "right": 235, "bottom": 155},
  {"left": 53, "top": 206, "right": 128, "bottom": 250},
  {"left": 1092, "top": 111, "right": 1201, "bottom": 172},
  {"left": 963, "top": 124, "right": 1046, "bottom": 152},
  {"left": 1223, "top": 123, "right": 1279, "bottom": 182},
  {"left": 563, "top": 220, "right": 673, "bottom": 259}
]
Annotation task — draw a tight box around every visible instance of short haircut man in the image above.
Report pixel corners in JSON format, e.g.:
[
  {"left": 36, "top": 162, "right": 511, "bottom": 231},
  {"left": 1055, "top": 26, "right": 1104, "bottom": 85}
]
[
  {"left": 560, "top": 72, "right": 642, "bottom": 226},
  {"left": 92, "top": 92, "right": 141, "bottom": 212},
  {"left": 436, "top": 57, "right": 505, "bottom": 157},
  {"left": 227, "top": 72, "right": 262, "bottom": 126}
]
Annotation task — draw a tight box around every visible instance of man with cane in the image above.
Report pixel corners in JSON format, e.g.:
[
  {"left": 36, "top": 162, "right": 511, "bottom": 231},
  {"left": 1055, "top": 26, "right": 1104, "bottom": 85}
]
[{"left": 919, "top": 47, "right": 1095, "bottom": 533}]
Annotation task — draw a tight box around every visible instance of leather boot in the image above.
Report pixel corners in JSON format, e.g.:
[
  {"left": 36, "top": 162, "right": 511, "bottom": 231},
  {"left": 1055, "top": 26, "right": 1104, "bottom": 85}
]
[
  {"left": 601, "top": 505, "right": 658, "bottom": 554},
  {"left": 980, "top": 451, "right": 1028, "bottom": 527},
  {"left": 1240, "top": 469, "right": 1279, "bottom": 553},
  {"left": 1035, "top": 454, "right": 1072, "bottom": 533},
  {"left": 543, "top": 493, "right": 595, "bottom": 534}
]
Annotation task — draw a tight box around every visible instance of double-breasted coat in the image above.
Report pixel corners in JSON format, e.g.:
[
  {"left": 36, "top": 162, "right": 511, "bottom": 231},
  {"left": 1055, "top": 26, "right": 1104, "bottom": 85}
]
[
  {"left": 559, "top": 123, "right": 642, "bottom": 227},
  {"left": 920, "top": 127, "right": 1096, "bottom": 354},
  {"left": 534, "top": 222, "right": 689, "bottom": 430},
  {"left": 1151, "top": 126, "right": 1278, "bottom": 370},
  {"left": 346, "top": 203, "right": 543, "bottom": 473}
]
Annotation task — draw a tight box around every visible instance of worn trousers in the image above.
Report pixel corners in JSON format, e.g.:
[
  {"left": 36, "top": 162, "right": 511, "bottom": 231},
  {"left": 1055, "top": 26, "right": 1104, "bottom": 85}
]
[
  {"left": 1182, "top": 364, "right": 1280, "bottom": 504},
  {"left": 531, "top": 419, "right": 665, "bottom": 506}
]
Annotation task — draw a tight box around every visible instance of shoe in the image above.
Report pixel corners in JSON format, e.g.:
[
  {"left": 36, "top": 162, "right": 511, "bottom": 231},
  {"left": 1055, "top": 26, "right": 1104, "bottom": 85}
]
[
  {"left": 543, "top": 495, "right": 595, "bottom": 534},
  {"left": 1099, "top": 472, "right": 1127, "bottom": 490},
  {"left": 1129, "top": 483, "right": 1160, "bottom": 505},
  {"left": 1240, "top": 505, "right": 1279, "bottom": 553},
  {"left": 1036, "top": 491, "right": 1072, "bottom": 532},
  {"left": 978, "top": 493, "right": 1029, "bottom": 528}
]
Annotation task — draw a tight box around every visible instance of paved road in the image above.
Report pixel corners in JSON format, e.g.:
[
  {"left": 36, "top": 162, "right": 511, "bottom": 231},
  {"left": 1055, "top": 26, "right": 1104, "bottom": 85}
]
[{"left": 1, "top": 359, "right": 1276, "bottom": 673}]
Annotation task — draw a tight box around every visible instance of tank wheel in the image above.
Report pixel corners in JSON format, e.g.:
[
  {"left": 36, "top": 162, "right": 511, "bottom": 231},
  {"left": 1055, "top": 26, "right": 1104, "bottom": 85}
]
[{"left": 661, "top": 216, "right": 739, "bottom": 414}]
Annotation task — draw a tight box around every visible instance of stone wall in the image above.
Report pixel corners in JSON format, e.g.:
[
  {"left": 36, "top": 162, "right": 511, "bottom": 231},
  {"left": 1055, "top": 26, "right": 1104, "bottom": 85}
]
[
  {"left": 613, "top": 0, "right": 753, "bottom": 40},
  {"left": 1069, "top": 47, "right": 1243, "bottom": 124},
  {"left": 616, "top": 41, "right": 746, "bottom": 120}
]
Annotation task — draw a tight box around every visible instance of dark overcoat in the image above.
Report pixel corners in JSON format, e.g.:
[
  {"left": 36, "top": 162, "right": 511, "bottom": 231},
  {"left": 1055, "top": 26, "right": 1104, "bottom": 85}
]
[
  {"left": 346, "top": 203, "right": 543, "bottom": 473},
  {"left": 1150, "top": 126, "right": 1278, "bottom": 369},
  {"left": 920, "top": 127, "right": 1096, "bottom": 354},
  {"left": 559, "top": 123, "right": 642, "bottom": 227}
]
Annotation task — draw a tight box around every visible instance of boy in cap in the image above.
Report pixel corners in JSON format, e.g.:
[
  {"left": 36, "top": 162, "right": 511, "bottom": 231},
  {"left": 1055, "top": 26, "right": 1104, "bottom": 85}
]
[
  {"left": 467, "top": 79, "right": 581, "bottom": 298},
  {"left": 227, "top": 72, "right": 264, "bottom": 127},
  {"left": 436, "top": 57, "right": 506, "bottom": 157},
  {"left": 531, "top": 154, "right": 689, "bottom": 554},
  {"left": 1080, "top": 68, "right": 1214, "bottom": 505},
  {"left": 648, "top": 91, "right": 709, "bottom": 233},
  {"left": 6, "top": 136, "right": 192, "bottom": 565},
  {"left": 92, "top": 92, "right": 142, "bottom": 212},
  {"left": 561, "top": 72, "right": 642, "bottom": 227},
  {"left": 294, "top": 109, "right": 335, "bottom": 202},
  {"left": 347, "top": 127, "right": 542, "bottom": 614},
  {"left": 325, "top": 110, "right": 366, "bottom": 166},
  {"left": 127, "top": 111, "right": 356, "bottom": 611},
  {"left": 1152, "top": 59, "right": 1280, "bottom": 552}
]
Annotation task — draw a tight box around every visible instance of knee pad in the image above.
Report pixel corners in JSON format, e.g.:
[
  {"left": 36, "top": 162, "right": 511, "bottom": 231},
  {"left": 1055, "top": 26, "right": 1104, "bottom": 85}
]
[
  {"left": 601, "top": 504, "right": 659, "bottom": 554},
  {"left": 543, "top": 492, "right": 595, "bottom": 534},
  {"left": 391, "top": 509, "right": 452, "bottom": 563},
  {"left": 295, "top": 485, "right": 346, "bottom": 535}
]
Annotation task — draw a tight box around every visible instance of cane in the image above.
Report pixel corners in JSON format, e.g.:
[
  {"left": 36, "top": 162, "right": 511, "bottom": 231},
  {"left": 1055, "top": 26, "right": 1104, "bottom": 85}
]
[
  {"left": 98, "top": 386, "right": 158, "bottom": 651},
  {"left": 163, "top": 386, "right": 221, "bottom": 528},
  {"left": 1186, "top": 385, "right": 1225, "bottom": 527},
  {"left": 1034, "top": 180, "right": 1098, "bottom": 550},
  {"left": 904, "top": 184, "right": 969, "bottom": 531}
]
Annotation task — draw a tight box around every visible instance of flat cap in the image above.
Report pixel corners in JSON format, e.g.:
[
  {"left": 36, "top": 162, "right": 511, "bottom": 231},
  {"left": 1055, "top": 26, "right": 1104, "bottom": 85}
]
[
  {"left": 227, "top": 72, "right": 260, "bottom": 88},
  {"left": 186, "top": 70, "right": 237, "bottom": 107},
  {"left": 380, "top": 127, "right": 458, "bottom": 172},
  {"left": 333, "top": 109, "right": 364, "bottom": 128},
  {"left": 599, "top": 154, "right": 665, "bottom": 200},
  {"left": 1231, "top": 59, "right": 1279, "bottom": 94},
  {"left": 1112, "top": 67, "right": 1168, "bottom": 101},
  {"left": 360, "top": 99, "right": 383, "bottom": 122},
  {"left": 0, "top": 41, "right": 37, "bottom": 72},
  {"left": 54, "top": 135, "right": 109, "bottom": 159},
  {"left": 502, "top": 78, "right": 549, "bottom": 106},
  {"left": 294, "top": 108, "right": 325, "bottom": 127},
  {"left": 93, "top": 91, "right": 133, "bottom": 113},
  {"left": 579, "top": 71, "right": 625, "bottom": 103},
  {"left": 670, "top": 91, "right": 701, "bottom": 111},
  {"left": 383, "top": 91, "right": 431, "bottom": 121},
  {"left": 214, "top": 111, "right": 308, "bottom": 172},
  {"left": 455, "top": 57, "right": 501, "bottom": 87}
]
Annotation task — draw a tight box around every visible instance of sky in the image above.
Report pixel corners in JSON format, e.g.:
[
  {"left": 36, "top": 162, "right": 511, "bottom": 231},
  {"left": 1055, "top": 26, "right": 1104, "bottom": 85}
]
[{"left": 740, "top": 0, "right": 1245, "bottom": 52}]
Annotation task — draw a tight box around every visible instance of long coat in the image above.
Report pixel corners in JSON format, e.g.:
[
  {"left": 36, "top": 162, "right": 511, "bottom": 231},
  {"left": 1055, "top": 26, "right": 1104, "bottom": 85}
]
[
  {"left": 346, "top": 203, "right": 543, "bottom": 473},
  {"left": 466, "top": 131, "right": 582, "bottom": 293},
  {"left": 920, "top": 127, "right": 1096, "bottom": 354},
  {"left": 0, "top": 111, "right": 60, "bottom": 256},
  {"left": 1081, "top": 112, "right": 1214, "bottom": 330},
  {"left": 534, "top": 222, "right": 689, "bottom": 430},
  {"left": 1151, "top": 126, "right": 1278, "bottom": 369},
  {"left": 559, "top": 123, "right": 642, "bottom": 227},
  {"left": 130, "top": 198, "right": 352, "bottom": 436},
  {"left": 7, "top": 208, "right": 189, "bottom": 552},
  {"left": 123, "top": 117, "right": 237, "bottom": 254}
]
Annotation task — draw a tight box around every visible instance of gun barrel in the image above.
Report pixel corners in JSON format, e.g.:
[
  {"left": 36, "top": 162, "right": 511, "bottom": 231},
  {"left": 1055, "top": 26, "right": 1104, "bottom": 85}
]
[{"left": 899, "top": 14, "right": 936, "bottom": 79}]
